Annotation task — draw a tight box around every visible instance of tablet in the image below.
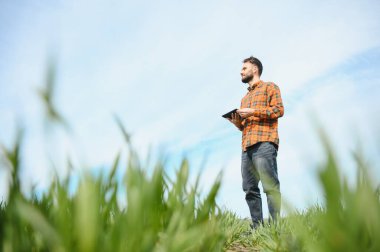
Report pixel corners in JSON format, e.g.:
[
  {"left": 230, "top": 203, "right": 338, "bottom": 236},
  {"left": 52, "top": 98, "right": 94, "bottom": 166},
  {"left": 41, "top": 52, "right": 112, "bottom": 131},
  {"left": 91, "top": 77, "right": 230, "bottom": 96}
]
[{"left": 222, "top": 108, "right": 239, "bottom": 119}]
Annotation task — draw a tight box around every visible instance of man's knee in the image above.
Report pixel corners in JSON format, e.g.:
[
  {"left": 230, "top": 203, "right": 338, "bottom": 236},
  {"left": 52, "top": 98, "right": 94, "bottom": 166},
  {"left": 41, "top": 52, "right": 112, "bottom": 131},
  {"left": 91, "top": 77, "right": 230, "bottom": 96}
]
[
  {"left": 264, "top": 187, "right": 281, "bottom": 196},
  {"left": 245, "top": 188, "right": 261, "bottom": 200},
  {"left": 262, "top": 179, "right": 280, "bottom": 194}
]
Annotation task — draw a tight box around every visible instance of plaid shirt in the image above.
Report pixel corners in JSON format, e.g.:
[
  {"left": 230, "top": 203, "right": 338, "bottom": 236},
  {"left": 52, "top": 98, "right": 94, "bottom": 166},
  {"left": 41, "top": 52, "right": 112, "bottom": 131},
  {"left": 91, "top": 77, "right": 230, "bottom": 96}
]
[{"left": 239, "top": 80, "right": 284, "bottom": 151}]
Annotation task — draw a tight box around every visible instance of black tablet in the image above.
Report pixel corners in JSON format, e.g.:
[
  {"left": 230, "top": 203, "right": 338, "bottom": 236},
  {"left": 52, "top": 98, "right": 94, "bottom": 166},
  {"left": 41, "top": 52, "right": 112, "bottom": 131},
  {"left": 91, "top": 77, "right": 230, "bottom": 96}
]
[{"left": 222, "top": 108, "right": 239, "bottom": 119}]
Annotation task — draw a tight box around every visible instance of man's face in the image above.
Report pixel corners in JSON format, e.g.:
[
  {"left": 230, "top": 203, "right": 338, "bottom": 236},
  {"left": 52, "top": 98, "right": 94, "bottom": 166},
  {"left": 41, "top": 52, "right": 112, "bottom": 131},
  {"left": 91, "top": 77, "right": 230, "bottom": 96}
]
[{"left": 241, "top": 62, "right": 257, "bottom": 83}]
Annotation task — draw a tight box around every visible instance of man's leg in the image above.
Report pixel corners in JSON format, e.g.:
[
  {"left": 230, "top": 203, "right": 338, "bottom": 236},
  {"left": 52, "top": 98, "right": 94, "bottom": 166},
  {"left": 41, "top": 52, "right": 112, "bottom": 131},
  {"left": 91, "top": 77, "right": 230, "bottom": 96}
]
[
  {"left": 241, "top": 150, "right": 263, "bottom": 228},
  {"left": 253, "top": 142, "right": 281, "bottom": 221}
]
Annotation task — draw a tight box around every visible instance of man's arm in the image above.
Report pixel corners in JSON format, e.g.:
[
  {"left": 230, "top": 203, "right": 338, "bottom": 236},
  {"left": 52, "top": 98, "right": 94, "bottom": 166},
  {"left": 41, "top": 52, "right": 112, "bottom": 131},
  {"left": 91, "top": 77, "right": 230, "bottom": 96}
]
[
  {"left": 238, "top": 84, "right": 284, "bottom": 120},
  {"left": 253, "top": 84, "right": 284, "bottom": 119}
]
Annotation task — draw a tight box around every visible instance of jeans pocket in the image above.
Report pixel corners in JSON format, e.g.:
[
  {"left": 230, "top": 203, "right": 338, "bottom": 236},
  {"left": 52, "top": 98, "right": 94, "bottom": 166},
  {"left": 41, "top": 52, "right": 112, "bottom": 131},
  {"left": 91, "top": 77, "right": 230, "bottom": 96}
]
[
  {"left": 259, "top": 142, "right": 277, "bottom": 157},
  {"left": 270, "top": 142, "right": 278, "bottom": 156}
]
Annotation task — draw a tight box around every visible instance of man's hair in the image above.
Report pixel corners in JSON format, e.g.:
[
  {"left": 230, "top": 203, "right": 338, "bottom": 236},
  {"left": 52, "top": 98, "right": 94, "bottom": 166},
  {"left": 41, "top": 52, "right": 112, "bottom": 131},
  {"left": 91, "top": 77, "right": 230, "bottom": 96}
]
[{"left": 243, "top": 56, "right": 263, "bottom": 76}]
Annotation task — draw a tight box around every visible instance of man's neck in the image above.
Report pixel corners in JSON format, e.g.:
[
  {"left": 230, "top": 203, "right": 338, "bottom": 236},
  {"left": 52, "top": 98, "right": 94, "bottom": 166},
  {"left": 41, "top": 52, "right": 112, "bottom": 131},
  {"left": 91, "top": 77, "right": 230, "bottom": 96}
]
[{"left": 248, "top": 76, "right": 261, "bottom": 88}]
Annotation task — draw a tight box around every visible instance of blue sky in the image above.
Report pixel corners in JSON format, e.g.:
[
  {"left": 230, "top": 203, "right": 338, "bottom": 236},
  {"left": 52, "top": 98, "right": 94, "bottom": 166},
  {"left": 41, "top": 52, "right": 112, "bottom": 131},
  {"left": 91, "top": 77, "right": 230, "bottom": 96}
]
[{"left": 1, "top": 0, "right": 380, "bottom": 218}]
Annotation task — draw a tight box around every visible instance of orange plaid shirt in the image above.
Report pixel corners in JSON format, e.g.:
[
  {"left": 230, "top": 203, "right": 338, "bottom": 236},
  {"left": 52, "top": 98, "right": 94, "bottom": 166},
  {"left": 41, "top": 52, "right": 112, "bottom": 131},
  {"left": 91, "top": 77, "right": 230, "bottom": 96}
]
[{"left": 239, "top": 80, "right": 284, "bottom": 151}]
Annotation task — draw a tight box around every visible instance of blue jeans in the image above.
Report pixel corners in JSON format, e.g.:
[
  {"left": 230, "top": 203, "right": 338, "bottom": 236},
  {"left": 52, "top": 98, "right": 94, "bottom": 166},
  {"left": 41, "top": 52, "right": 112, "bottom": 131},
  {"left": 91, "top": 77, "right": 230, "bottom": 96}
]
[{"left": 241, "top": 142, "right": 281, "bottom": 228}]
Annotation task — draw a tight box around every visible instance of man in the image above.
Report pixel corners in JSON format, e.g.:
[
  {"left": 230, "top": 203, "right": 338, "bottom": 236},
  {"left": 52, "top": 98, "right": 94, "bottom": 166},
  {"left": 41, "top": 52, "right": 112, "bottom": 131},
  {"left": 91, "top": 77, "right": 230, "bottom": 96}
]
[{"left": 228, "top": 56, "right": 284, "bottom": 228}]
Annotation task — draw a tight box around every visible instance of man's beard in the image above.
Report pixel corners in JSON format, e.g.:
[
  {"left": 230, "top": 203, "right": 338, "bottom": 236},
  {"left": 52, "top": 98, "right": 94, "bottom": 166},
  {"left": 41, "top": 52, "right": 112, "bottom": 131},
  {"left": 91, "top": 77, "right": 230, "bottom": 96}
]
[{"left": 241, "top": 74, "right": 253, "bottom": 83}]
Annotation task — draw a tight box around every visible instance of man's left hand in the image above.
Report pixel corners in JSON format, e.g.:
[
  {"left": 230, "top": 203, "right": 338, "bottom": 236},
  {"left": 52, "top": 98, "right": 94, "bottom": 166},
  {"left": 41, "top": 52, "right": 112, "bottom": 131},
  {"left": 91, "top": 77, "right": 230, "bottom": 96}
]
[{"left": 237, "top": 108, "right": 256, "bottom": 119}]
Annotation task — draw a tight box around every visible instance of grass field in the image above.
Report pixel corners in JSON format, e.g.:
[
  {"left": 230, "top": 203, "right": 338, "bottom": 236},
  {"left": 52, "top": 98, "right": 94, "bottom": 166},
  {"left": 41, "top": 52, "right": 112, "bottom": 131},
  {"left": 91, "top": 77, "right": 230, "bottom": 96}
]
[
  {"left": 1, "top": 123, "right": 379, "bottom": 251},
  {"left": 1, "top": 66, "right": 379, "bottom": 251}
]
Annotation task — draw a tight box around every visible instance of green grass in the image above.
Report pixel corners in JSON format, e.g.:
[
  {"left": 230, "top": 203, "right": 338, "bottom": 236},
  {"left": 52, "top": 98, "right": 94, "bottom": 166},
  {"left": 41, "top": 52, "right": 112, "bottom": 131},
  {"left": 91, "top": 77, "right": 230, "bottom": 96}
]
[
  {"left": 1, "top": 63, "right": 379, "bottom": 251},
  {"left": 0, "top": 127, "right": 229, "bottom": 251},
  {"left": 1, "top": 123, "right": 379, "bottom": 252}
]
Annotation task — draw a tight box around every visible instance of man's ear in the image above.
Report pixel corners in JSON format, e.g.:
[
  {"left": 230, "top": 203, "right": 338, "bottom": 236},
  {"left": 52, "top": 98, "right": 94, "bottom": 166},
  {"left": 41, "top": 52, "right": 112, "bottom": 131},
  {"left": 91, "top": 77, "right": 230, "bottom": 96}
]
[{"left": 252, "top": 65, "right": 258, "bottom": 75}]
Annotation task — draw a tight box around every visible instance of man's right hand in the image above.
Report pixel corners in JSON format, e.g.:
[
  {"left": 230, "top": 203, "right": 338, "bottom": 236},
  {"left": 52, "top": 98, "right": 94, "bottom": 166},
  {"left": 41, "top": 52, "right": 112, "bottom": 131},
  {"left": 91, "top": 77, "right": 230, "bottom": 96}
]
[{"left": 228, "top": 113, "right": 243, "bottom": 130}]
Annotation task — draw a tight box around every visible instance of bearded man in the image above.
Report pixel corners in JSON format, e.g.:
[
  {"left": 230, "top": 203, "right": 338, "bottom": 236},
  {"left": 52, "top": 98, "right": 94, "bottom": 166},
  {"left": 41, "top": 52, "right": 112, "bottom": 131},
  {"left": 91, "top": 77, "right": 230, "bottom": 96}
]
[{"left": 228, "top": 56, "right": 284, "bottom": 228}]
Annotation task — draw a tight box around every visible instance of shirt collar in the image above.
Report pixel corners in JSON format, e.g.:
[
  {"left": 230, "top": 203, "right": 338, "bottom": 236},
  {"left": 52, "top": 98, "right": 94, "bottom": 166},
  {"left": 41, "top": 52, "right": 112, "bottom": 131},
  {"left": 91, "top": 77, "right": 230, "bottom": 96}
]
[{"left": 247, "top": 80, "right": 262, "bottom": 91}]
